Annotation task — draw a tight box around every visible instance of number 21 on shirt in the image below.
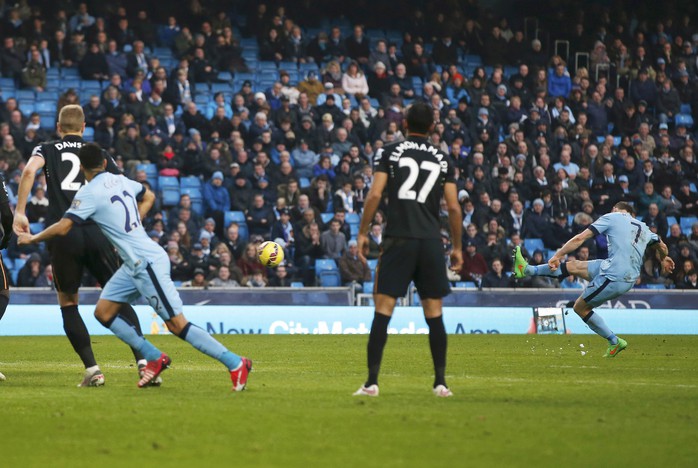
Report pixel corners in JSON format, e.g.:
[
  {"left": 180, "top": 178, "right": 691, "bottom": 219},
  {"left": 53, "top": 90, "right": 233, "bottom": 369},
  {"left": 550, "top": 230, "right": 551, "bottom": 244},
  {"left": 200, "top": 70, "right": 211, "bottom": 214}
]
[{"left": 111, "top": 191, "right": 141, "bottom": 232}]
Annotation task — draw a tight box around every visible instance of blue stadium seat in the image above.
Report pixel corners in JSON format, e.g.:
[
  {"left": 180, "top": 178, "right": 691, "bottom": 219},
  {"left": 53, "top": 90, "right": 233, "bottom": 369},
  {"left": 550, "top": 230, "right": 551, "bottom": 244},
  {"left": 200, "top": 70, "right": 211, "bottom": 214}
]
[
  {"left": 180, "top": 187, "right": 202, "bottom": 200},
  {"left": 299, "top": 177, "right": 310, "bottom": 189},
  {"left": 217, "top": 71, "right": 233, "bottom": 82},
  {"left": 60, "top": 78, "right": 81, "bottom": 90},
  {"left": 137, "top": 163, "right": 158, "bottom": 178},
  {"left": 60, "top": 68, "right": 79, "bottom": 78},
  {"left": 0, "top": 87, "right": 15, "bottom": 99},
  {"left": 644, "top": 284, "right": 666, "bottom": 290},
  {"left": 680, "top": 103, "right": 692, "bottom": 114},
  {"left": 291, "top": 281, "right": 304, "bottom": 288},
  {"left": 161, "top": 188, "right": 181, "bottom": 206},
  {"left": 224, "top": 211, "right": 246, "bottom": 227},
  {"left": 17, "top": 89, "right": 35, "bottom": 100},
  {"left": 523, "top": 238, "right": 544, "bottom": 253},
  {"left": 0, "top": 77, "right": 15, "bottom": 87},
  {"left": 180, "top": 176, "right": 202, "bottom": 189},
  {"left": 2, "top": 256, "right": 13, "bottom": 271},
  {"left": 36, "top": 91, "right": 59, "bottom": 102},
  {"left": 35, "top": 100, "right": 55, "bottom": 113},
  {"left": 320, "top": 213, "right": 334, "bottom": 224},
  {"left": 158, "top": 176, "right": 179, "bottom": 189},
  {"left": 680, "top": 216, "right": 697, "bottom": 234},
  {"left": 363, "top": 281, "right": 374, "bottom": 293},
  {"left": 191, "top": 199, "right": 204, "bottom": 215},
  {"left": 367, "top": 259, "right": 378, "bottom": 280},
  {"left": 82, "top": 126, "right": 95, "bottom": 142},
  {"left": 676, "top": 113, "right": 694, "bottom": 128},
  {"left": 237, "top": 223, "right": 249, "bottom": 241},
  {"left": 319, "top": 270, "right": 341, "bottom": 287},
  {"left": 29, "top": 222, "right": 45, "bottom": 233},
  {"left": 40, "top": 115, "right": 56, "bottom": 130}
]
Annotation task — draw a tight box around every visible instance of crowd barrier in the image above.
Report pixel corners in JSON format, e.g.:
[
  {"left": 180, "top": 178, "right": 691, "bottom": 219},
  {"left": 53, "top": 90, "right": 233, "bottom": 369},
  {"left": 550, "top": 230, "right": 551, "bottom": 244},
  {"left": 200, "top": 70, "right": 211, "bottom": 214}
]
[{"left": 1, "top": 287, "right": 696, "bottom": 335}]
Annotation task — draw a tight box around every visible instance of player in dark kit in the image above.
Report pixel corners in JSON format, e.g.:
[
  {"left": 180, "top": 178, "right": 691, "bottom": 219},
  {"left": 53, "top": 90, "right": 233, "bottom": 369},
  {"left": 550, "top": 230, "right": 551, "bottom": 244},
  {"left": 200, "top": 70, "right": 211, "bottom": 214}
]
[
  {"left": 13, "top": 105, "right": 148, "bottom": 387},
  {"left": 354, "top": 102, "right": 463, "bottom": 397},
  {"left": 0, "top": 174, "right": 14, "bottom": 381}
]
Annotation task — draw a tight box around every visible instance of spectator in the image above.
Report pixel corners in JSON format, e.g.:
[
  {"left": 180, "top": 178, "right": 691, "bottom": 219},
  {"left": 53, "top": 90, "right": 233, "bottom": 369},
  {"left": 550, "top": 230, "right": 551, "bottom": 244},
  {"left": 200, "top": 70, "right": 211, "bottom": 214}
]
[
  {"left": 182, "top": 268, "right": 209, "bottom": 288},
  {"left": 460, "top": 239, "right": 489, "bottom": 283},
  {"left": 681, "top": 269, "right": 698, "bottom": 289},
  {"left": 367, "top": 223, "right": 383, "bottom": 259},
  {"left": 237, "top": 243, "right": 267, "bottom": 281},
  {"left": 345, "top": 25, "right": 370, "bottom": 65},
  {"left": 321, "top": 219, "right": 347, "bottom": 260},
  {"left": 16, "top": 253, "right": 42, "bottom": 287},
  {"left": 79, "top": 43, "right": 109, "bottom": 81},
  {"left": 341, "top": 61, "right": 369, "bottom": 98},
  {"left": 246, "top": 193, "right": 273, "bottom": 238},
  {"left": 543, "top": 212, "right": 573, "bottom": 249},
  {"left": 26, "top": 186, "right": 49, "bottom": 223},
  {"left": 338, "top": 240, "right": 371, "bottom": 286},
  {"left": 481, "top": 258, "right": 512, "bottom": 288},
  {"left": 0, "top": 135, "right": 22, "bottom": 173},
  {"left": 209, "top": 265, "right": 241, "bottom": 288},
  {"left": 21, "top": 49, "right": 46, "bottom": 92},
  {"left": 202, "top": 171, "right": 230, "bottom": 236},
  {"left": 268, "top": 263, "right": 292, "bottom": 287}
]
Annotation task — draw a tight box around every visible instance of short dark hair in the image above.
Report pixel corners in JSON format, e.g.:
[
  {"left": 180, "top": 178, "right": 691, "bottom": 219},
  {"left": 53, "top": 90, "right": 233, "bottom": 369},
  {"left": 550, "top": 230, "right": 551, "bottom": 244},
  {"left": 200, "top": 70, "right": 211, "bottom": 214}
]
[
  {"left": 78, "top": 143, "right": 105, "bottom": 169},
  {"left": 405, "top": 102, "right": 434, "bottom": 134},
  {"left": 614, "top": 201, "right": 636, "bottom": 216}
]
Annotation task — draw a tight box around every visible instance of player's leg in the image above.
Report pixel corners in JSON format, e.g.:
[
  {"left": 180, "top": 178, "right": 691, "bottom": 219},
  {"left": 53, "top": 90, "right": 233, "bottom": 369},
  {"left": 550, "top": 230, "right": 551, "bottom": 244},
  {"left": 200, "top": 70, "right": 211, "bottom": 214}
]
[
  {"left": 49, "top": 232, "right": 107, "bottom": 385},
  {"left": 84, "top": 226, "right": 146, "bottom": 366},
  {"left": 0, "top": 257, "right": 8, "bottom": 380},
  {"left": 514, "top": 246, "right": 593, "bottom": 280},
  {"left": 355, "top": 238, "right": 416, "bottom": 396},
  {"left": 573, "top": 275, "right": 633, "bottom": 357},
  {"left": 98, "top": 266, "right": 172, "bottom": 387},
  {"left": 137, "top": 258, "right": 251, "bottom": 390},
  {"left": 416, "top": 238, "right": 453, "bottom": 397}
]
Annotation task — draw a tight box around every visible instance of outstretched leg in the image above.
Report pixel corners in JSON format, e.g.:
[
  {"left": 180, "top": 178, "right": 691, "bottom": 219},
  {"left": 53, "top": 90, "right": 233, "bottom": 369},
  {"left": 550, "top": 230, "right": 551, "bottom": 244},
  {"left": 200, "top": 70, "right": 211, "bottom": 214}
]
[{"left": 514, "top": 247, "right": 592, "bottom": 280}]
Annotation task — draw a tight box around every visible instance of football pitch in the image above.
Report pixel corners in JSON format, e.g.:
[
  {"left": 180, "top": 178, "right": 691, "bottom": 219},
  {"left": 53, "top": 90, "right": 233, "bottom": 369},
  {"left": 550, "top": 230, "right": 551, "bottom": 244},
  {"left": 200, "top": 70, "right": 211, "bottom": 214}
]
[{"left": 0, "top": 334, "right": 696, "bottom": 467}]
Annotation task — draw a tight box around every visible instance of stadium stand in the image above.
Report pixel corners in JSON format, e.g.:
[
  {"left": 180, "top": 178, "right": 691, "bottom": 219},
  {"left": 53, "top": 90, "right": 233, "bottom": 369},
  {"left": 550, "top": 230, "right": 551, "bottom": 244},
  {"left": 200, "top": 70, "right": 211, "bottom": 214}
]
[{"left": 1, "top": 0, "right": 697, "bottom": 291}]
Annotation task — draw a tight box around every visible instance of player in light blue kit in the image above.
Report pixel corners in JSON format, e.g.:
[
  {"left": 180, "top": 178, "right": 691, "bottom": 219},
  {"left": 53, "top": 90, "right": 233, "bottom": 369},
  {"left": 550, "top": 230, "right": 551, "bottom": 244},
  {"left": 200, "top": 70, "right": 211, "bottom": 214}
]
[
  {"left": 513, "top": 202, "right": 675, "bottom": 357},
  {"left": 18, "top": 144, "right": 252, "bottom": 390}
]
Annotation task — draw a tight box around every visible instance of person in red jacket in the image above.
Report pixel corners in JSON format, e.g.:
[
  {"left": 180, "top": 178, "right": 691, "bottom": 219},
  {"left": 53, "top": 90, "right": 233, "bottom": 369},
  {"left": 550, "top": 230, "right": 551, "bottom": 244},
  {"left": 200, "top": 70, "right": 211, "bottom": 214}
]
[{"left": 460, "top": 239, "right": 488, "bottom": 283}]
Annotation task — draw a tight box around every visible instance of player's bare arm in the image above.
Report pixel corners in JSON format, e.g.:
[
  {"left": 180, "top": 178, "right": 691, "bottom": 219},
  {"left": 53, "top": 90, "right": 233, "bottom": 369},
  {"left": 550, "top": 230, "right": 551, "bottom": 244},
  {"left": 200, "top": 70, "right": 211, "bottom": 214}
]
[
  {"left": 443, "top": 182, "right": 463, "bottom": 271},
  {"left": 18, "top": 217, "right": 74, "bottom": 246},
  {"left": 651, "top": 239, "right": 675, "bottom": 274},
  {"left": 13, "top": 155, "right": 46, "bottom": 235},
  {"left": 549, "top": 229, "right": 595, "bottom": 270},
  {"left": 357, "top": 171, "right": 387, "bottom": 262},
  {"left": 137, "top": 186, "right": 156, "bottom": 221}
]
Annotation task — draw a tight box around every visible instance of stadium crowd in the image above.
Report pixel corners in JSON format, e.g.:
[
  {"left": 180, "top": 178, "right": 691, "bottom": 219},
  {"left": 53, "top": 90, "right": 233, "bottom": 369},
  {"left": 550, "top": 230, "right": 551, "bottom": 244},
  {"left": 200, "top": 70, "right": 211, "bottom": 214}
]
[{"left": 1, "top": 0, "right": 698, "bottom": 291}]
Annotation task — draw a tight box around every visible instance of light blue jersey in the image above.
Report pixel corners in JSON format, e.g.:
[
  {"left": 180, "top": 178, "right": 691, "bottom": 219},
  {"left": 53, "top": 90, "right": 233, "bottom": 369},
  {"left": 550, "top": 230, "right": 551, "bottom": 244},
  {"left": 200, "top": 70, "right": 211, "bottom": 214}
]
[
  {"left": 589, "top": 212, "right": 659, "bottom": 282},
  {"left": 65, "top": 172, "right": 166, "bottom": 271}
]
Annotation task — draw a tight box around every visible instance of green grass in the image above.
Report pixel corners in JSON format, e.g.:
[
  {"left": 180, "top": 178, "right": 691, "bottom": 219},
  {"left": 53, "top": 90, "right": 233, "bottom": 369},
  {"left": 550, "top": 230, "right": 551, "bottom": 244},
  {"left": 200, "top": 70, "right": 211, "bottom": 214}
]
[{"left": 0, "top": 334, "right": 697, "bottom": 467}]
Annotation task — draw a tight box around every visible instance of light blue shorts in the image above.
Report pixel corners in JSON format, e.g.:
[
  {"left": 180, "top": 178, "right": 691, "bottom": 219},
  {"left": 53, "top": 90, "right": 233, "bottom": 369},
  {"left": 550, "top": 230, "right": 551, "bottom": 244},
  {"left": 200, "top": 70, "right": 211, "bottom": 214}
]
[
  {"left": 582, "top": 260, "right": 634, "bottom": 308},
  {"left": 101, "top": 257, "right": 183, "bottom": 321}
]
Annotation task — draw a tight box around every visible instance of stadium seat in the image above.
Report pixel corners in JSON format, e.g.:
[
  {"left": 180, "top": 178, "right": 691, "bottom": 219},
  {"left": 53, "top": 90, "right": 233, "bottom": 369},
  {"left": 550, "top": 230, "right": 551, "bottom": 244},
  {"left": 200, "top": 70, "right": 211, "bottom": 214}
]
[
  {"left": 158, "top": 176, "right": 179, "bottom": 189},
  {"left": 0, "top": 77, "right": 15, "bottom": 87},
  {"left": 523, "top": 238, "right": 544, "bottom": 253},
  {"left": 320, "top": 213, "right": 334, "bottom": 224},
  {"left": 161, "top": 188, "right": 181, "bottom": 206},
  {"left": 676, "top": 113, "right": 694, "bottom": 128},
  {"left": 180, "top": 176, "right": 202, "bottom": 189},
  {"left": 180, "top": 187, "right": 202, "bottom": 200},
  {"left": 36, "top": 91, "right": 59, "bottom": 102},
  {"left": 319, "top": 270, "right": 341, "bottom": 287},
  {"left": 680, "top": 103, "right": 692, "bottom": 114},
  {"left": 680, "top": 216, "right": 697, "bottom": 233},
  {"left": 17, "top": 89, "right": 35, "bottom": 100},
  {"left": 291, "top": 282, "right": 304, "bottom": 288},
  {"left": 82, "top": 126, "right": 94, "bottom": 142},
  {"left": 363, "top": 281, "right": 374, "bottom": 293},
  {"left": 644, "top": 284, "right": 666, "bottom": 290},
  {"left": 237, "top": 223, "right": 249, "bottom": 241},
  {"left": 224, "top": 211, "right": 246, "bottom": 227},
  {"left": 367, "top": 259, "right": 378, "bottom": 280},
  {"left": 191, "top": 199, "right": 204, "bottom": 215},
  {"left": 40, "top": 115, "right": 56, "bottom": 130},
  {"left": 299, "top": 177, "right": 310, "bottom": 189},
  {"left": 29, "top": 222, "right": 45, "bottom": 234}
]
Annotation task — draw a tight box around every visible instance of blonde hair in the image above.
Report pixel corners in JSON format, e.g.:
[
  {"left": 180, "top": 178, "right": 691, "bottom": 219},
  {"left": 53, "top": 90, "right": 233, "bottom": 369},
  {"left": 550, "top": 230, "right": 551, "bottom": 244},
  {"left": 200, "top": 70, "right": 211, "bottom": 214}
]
[{"left": 58, "top": 105, "right": 84, "bottom": 134}]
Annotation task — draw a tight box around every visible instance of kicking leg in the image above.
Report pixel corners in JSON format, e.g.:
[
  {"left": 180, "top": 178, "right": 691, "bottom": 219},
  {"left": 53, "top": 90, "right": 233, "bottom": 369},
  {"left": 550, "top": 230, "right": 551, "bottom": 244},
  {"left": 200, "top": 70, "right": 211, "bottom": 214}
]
[
  {"left": 165, "top": 314, "right": 251, "bottom": 391},
  {"left": 514, "top": 247, "right": 592, "bottom": 280}
]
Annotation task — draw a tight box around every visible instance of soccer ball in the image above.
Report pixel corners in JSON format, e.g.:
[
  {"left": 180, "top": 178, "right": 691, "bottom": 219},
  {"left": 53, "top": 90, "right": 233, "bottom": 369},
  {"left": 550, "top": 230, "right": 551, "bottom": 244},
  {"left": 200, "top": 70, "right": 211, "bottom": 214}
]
[{"left": 257, "top": 241, "right": 284, "bottom": 267}]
